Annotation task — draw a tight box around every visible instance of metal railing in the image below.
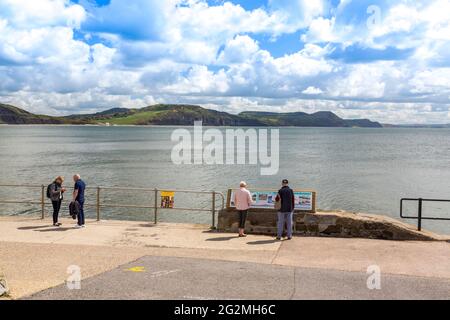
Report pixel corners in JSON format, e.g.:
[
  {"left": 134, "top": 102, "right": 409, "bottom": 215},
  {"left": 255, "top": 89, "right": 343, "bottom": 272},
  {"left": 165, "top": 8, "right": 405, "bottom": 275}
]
[
  {"left": 0, "top": 184, "right": 225, "bottom": 228},
  {"left": 400, "top": 198, "right": 450, "bottom": 231}
]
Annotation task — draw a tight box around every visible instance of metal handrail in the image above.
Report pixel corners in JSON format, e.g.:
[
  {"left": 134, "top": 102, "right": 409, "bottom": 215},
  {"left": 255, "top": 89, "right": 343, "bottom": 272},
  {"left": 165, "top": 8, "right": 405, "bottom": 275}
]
[
  {"left": 400, "top": 198, "right": 450, "bottom": 231},
  {"left": 0, "top": 184, "right": 225, "bottom": 228}
]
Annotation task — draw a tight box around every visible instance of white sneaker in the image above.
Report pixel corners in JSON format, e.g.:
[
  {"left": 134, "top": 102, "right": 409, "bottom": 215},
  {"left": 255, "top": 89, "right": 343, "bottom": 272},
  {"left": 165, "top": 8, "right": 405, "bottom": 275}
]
[{"left": 74, "top": 225, "right": 82, "bottom": 229}]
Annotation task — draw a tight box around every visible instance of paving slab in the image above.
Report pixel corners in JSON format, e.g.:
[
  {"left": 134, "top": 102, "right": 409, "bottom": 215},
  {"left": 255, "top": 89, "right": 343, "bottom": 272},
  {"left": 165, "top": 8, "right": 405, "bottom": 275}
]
[
  {"left": 0, "top": 216, "right": 281, "bottom": 251},
  {"left": 26, "top": 256, "right": 450, "bottom": 300},
  {"left": 274, "top": 237, "right": 450, "bottom": 279},
  {"left": 1, "top": 216, "right": 450, "bottom": 299}
]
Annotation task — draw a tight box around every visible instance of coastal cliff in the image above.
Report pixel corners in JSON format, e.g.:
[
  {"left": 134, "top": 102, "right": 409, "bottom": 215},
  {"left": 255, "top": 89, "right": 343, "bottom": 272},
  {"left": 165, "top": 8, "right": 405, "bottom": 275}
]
[{"left": 0, "top": 103, "right": 382, "bottom": 128}]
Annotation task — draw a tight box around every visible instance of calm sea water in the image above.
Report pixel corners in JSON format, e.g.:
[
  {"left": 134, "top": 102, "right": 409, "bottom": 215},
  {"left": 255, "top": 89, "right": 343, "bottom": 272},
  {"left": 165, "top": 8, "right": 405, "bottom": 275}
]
[{"left": 0, "top": 125, "right": 449, "bottom": 234}]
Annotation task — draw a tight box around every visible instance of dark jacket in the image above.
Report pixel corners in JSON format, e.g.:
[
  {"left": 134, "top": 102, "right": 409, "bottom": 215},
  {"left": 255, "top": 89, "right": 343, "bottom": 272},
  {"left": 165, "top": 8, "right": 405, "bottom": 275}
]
[
  {"left": 49, "top": 182, "right": 63, "bottom": 202},
  {"left": 69, "top": 201, "right": 80, "bottom": 218},
  {"left": 276, "top": 186, "right": 295, "bottom": 213}
]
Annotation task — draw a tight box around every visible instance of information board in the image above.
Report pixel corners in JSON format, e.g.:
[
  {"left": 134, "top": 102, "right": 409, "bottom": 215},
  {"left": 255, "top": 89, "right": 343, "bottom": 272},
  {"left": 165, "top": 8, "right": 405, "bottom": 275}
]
[{"left": 228, "top": 189, "right": 316, "bottom": 212}]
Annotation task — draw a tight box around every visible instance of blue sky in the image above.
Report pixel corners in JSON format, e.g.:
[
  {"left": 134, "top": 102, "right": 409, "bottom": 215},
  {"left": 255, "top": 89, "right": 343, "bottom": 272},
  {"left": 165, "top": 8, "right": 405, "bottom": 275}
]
[{"left": 0, "top": 0, "right": 449, "bottom": 124}]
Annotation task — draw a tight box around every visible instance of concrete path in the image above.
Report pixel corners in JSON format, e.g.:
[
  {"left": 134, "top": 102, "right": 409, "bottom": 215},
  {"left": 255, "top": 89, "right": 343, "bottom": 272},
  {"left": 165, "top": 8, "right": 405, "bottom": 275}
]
[
  {"left": 27, "top": 256, "right": 450, "bottom": 300},
  {"left": 1, "top": 216, "right": 449, "bottom": 299}
]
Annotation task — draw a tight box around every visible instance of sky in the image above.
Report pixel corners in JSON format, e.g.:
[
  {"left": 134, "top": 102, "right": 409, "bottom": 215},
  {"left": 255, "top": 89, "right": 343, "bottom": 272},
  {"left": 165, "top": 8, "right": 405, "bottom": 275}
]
[{"left": 0, "top": 0, "right": 449, "bottom": 124}]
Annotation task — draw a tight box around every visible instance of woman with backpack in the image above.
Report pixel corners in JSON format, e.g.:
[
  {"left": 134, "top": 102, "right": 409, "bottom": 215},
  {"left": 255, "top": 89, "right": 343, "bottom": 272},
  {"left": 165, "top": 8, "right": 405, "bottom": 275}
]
[{"left": 48, "top": 176, "right": 66, "bottom": 227}]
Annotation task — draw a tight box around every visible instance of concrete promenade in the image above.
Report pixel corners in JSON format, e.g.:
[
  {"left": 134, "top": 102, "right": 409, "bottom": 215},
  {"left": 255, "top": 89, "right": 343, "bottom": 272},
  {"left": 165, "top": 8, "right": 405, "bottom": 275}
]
[{"left": 0, "top": 216, "right": 449, "bottom": 300}]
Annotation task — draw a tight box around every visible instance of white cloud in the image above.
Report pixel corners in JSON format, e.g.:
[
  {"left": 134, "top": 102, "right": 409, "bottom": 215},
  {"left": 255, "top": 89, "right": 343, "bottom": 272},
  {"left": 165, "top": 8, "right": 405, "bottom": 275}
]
[
  {"left": 272, "top": 47, "right": 333, "bottom": 78},
  {"left": 0, "top": 22, "right": 90, "bottom": 66},
  {"left": 301, "top": 17, "right": 336, "bottom": 43},
  {"left": 91, "top": 44, "right": 116, "bottom": 68},
  {"left": 218, "top": 35, "right": 260, "bottom": 64},
  {"left": 164, "top": 65, "right": 229, "bottom": 94},
  {"left": 1, "top": 89, "right": 158, "bottom": 116},
  {"left": 409, "top": 68, "right": 450, "bottom": 94},
  {"left": 303, "top": 86, "right": 323, "bottom": 95},
  {"left": 175, "top": 1, "right": 296, "bottom": 39},
  {"left": 370, "top": 4, "right": 419, "bottom": 39},
  {"left": 268, "top": 0, "right": 327, "bottom": 29},
  {"left": 0, "top": 0, "right": 449, "bottom": 124},
  {"left": 327, "top": 63, "right": 387, "bottom": 99},
  {"left": 329, "top": 0, "right": 450, "bottom": 51},
  {"left": 0, "top": 0, "right": 86, "bottom": 28}
]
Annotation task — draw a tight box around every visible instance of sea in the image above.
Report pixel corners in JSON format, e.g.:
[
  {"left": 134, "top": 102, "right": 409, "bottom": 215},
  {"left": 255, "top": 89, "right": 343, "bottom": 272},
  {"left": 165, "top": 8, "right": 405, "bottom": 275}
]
[{"left": 0, "top": 125, "right": 449, "bottom": 234}]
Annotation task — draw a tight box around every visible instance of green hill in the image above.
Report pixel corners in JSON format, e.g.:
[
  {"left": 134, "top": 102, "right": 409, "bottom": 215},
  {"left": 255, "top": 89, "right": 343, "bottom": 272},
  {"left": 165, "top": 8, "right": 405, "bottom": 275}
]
[
  {"left": 0, "top": 103, "right": 383, "bottom": 128},
  {"left": 239, "top": 111, "right": 383, "bottom": 128},
  {"left": 91, "top": 104, "right": 265, "bottom": 126},
  {"left": 0, "top": 103, "right": 64, "bottom": 124}
]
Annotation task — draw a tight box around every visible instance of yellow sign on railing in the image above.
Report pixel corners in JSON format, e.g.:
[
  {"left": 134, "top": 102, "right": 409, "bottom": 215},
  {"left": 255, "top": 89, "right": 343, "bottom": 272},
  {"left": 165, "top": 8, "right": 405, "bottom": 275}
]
[{"left": 160, "top": 191, "right": 175, "bottom": 209}]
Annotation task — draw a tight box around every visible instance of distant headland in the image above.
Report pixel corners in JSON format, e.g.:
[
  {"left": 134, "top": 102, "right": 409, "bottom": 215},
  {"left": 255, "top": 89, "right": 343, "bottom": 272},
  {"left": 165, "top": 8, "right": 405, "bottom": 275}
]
[
  {"left": 2, "top": 102, "right": 449, "bottom": 128},
  {"left": 0, "top": 103, "right": 384, "bottom": 128}
]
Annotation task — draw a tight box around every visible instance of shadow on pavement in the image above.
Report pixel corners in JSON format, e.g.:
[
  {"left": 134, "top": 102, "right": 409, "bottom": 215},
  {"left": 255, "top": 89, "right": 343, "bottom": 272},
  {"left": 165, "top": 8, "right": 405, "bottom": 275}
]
[
  {"left": 247, "top": 240, "right": 278, "bottom": 245},
  {"left": 36, "top": 227, "right": 73, "bottom": 232},
  {"left": 17, "top": 225, "right": 50, "bottom": 230},
  {"left": 18, "top": 225, "right": 74, "bottom": 232},
  {"left": 137, "top": 224, "right": 157, "bottom": 228},
  {"left": 205, "top": 236, "right": 237, "bottom": 242}
]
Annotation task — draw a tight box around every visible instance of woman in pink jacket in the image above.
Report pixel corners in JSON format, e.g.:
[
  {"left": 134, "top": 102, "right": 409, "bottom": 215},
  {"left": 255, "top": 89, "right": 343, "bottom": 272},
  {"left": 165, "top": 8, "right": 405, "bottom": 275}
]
[{"left": 233, "top": 181, "right": 253, "bottom": 237}]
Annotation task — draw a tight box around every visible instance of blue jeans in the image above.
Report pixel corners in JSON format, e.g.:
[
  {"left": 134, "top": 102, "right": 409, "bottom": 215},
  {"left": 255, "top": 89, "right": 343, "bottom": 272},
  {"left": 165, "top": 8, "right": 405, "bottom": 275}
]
[
  {"left": 277, "top": 212, "right": 293, "bottom": 238},
  {"left": 77, "top": 200, "right": 85, "bottom": 226}
]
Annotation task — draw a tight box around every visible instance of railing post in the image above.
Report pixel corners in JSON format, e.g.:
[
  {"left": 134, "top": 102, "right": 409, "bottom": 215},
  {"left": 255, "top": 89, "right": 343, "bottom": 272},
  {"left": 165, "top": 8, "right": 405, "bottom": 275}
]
[
  {"left": 154, "top": 189, "right": 158, "bottom": 224},
  {"left": 418, "top": 198, "right": 423, "bottom": 231},
  {"left": 400, "top": 199, "right": 403, "bottom": 218},
  {"left": 211, "top": 192, "right": 216, "bottom": 229},
  {"left": 41, "top": 185, "right": 45, "bottom": 220},
  {"left": 96, "top": 187, "right": 101, "bottom": 221}
]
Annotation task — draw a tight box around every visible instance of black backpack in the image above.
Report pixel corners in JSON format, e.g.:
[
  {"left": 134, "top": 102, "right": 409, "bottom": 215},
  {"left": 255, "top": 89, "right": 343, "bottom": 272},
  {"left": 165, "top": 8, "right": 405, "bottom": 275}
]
[{"left": 46, "top": 182, "right": 57, "bottom": 199}]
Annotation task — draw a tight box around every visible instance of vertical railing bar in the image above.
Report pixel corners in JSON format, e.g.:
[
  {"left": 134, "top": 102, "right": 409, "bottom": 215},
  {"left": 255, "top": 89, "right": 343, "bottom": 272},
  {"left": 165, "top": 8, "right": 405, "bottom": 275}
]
[
  {"left": 400, "top": 199, "right": 403, "bottom": 218},
  {"left": 41, "top": 185, "right": 45, "bottom": 220},
  {"left": 211, "top": 191, "right": 216, "bottom": 229},
  {"left": 418, "top": 198, "right": 423, "bottom": 231},
  {"left": 96, "top": 187, "right": 101, "bottom": 221},
  {"left": 154, "top": 188, "right": 158, "bottom": 224}
]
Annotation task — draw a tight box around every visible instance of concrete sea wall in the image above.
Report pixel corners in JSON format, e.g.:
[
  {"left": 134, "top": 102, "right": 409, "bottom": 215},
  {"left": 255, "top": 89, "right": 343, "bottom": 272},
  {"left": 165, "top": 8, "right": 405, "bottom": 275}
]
[{"left": 217, "top": 209, "right": 444, "bottom": 241}]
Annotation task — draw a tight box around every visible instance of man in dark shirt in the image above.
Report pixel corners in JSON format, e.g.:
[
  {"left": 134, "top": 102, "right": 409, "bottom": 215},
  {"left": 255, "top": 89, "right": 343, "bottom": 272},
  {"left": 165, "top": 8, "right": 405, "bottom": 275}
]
[
  {"left": 72, "top": 174, "right": 86, "bottom": 228},
  {"left": 275, "top": 179, "right": 295, "bottom": 240}
]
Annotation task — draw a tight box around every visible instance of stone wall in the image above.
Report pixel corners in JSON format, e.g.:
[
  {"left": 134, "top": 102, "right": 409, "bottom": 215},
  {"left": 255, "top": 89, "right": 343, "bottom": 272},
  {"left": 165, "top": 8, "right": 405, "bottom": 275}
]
[{"left": 217, "top": 209, "right": 444, "bottom": 241}]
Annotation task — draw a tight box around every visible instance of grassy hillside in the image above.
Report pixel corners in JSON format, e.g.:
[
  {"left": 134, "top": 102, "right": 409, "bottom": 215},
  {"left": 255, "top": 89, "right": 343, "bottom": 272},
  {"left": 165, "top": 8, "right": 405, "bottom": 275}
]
[
  {"left": 93, "top": 104, "right": 265, "bottom": 126},
  {"left": 97, "top": 110, "right": 163, "bottom": 125},
  {"left": 93, "top": 105, "right": 382, "bottom": 127},
  {"left": 0, "top": 103, "right": 64, "bottom": 124},
  {"left": 0, "top": 103, "right": 383, "bottom": 128},
  {"left": 240, "top": 111, "right": 383, "bottom": 128}
]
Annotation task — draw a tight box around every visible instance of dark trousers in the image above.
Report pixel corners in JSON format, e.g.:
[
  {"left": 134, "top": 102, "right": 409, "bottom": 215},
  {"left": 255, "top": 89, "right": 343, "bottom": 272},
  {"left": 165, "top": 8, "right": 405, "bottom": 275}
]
[
  {"left": 77, "top": 200, "right": 85, "bottom": 226},
  {"left": 52, "top": 200, "right": 62, "bottom": 224},
  {"left": 238, "top": 210, "right": 248, "bottom": 229}
]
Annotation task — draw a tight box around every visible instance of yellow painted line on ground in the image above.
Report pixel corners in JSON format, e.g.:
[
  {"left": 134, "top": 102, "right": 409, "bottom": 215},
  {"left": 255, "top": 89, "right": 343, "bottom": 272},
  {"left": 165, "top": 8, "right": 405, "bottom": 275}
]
[{"left": 125, "top": 266, "right": 146, "bottom": 273}]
